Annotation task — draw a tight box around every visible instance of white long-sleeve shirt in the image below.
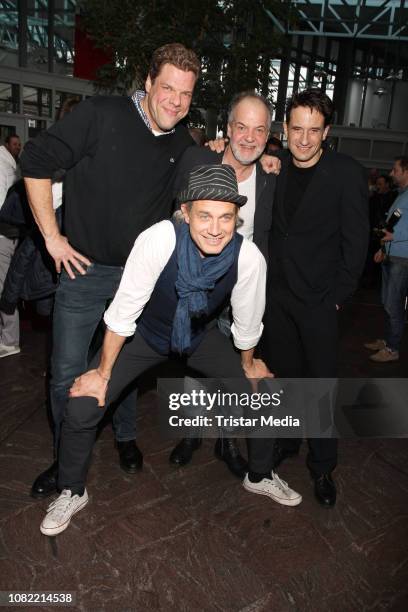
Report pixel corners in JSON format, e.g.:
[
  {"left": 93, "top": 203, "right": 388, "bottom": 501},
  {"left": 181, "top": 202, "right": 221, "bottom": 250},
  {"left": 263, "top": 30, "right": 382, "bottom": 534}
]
[{"left": 104, "top": 220, "right": 266, "bottom": 351}]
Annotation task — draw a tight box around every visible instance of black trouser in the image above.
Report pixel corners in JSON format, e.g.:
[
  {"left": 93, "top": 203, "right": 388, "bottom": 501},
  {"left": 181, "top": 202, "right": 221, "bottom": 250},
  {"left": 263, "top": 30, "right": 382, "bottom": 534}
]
[
  {"left": 58, "top": 327, "right": 265, "bottom": 492},
  {"left": 258, "top": 286, "right": 338, "bottom": 476}
]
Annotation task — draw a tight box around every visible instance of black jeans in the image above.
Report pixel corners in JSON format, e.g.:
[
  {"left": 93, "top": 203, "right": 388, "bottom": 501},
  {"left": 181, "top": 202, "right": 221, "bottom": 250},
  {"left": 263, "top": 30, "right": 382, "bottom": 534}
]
[
  {"left": 58, "top": 327, "right": 255, "bottom": 493},
  {"left": 258, "top": 286, "right": 338, "bottom": 476}
]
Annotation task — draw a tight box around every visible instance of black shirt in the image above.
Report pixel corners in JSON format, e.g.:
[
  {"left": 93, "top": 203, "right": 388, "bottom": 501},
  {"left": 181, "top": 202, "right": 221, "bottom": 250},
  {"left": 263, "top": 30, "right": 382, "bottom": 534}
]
[{"left": 284, "top": 159, "right": 318, "bottom": 225}]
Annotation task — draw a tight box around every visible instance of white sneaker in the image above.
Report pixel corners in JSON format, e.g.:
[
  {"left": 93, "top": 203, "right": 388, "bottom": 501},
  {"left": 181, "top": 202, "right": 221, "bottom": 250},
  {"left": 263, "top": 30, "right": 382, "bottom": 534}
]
[
  {"left": 0, "top": 344, "right": 20, "bottom": 359},
  {"left": 243, "top": 471, "right": 302, "bottom": 506},
  {"left": 364, "top": 338, "right": 386, "bottom": 351},
  {"left": 369, "top": 347, "right": 399, "bottom": 363},
  {"left": 40, "top": 489, "right": 89, "bottom": 536}
]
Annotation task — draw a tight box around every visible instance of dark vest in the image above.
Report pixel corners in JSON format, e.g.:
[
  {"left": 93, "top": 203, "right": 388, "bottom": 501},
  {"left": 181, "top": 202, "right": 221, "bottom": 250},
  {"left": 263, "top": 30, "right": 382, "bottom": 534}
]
[{"left": 137, "top": 223, "right": 243, "bottom": 355}]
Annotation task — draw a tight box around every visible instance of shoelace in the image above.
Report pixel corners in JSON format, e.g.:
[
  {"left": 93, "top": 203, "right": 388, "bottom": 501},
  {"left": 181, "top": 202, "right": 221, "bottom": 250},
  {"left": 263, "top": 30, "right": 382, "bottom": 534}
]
[
  {"left": 270, "top": 471, "right": 289, "bottom": 491},
  {"left": 46, "top": 490, "right": 76, "bottom": 518}
]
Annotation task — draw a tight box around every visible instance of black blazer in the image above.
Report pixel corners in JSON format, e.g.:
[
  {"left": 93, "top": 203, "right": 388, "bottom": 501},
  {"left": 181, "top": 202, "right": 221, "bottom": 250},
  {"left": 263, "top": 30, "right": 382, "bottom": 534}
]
[
  {"left": 173, "top": 145, "right": 276, "bottom": 259},
  {"left": 269, "top": 149, "right": 369, "bottom": 305}
]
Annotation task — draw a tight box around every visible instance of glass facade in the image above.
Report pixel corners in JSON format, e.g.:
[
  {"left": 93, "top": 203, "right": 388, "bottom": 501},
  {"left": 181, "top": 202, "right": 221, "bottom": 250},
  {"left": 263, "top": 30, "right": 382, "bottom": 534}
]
[
  {"left": 0, "top": 82, "right": 20, "bottom": 113},
  {"left": 0, "top": 0, "right": 77, "bottom": 74},
  {"left": 23, "top": 85, "right": 52, "bottom": 117}
]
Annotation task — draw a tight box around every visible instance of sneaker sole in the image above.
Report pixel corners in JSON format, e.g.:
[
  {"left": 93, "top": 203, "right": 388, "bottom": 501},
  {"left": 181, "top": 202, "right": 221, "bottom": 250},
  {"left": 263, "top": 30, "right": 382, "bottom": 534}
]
[
  {"left": 243, "top": 481, "right": 302, "bottom": 507},
  {"left": 40, "top": 496, "right": 89, "bottom": 536},
  {"left": 0, "top": 348, "right": 21, "bottom": 358},
  {"left": 369, "top": 356, "right": 399, "bottom": 362}
]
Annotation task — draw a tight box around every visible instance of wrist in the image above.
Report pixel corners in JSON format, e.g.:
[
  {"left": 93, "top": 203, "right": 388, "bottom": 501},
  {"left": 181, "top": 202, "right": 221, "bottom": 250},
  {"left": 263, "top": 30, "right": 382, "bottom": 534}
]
[
  {"left": 96, "top": 368, "right": 110, "bottom": 383},
  {"left": 44, "top": 228, "right": 61, "bottom": 242},
  {"left": 241, "top": 358, "right": 253, "bottom": 372}
]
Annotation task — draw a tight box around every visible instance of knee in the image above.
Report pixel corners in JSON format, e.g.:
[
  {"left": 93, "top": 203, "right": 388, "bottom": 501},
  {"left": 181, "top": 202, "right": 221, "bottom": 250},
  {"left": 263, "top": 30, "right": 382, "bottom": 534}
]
[{"left": 64, "top": 397, "right": 102, "bottom": 432}]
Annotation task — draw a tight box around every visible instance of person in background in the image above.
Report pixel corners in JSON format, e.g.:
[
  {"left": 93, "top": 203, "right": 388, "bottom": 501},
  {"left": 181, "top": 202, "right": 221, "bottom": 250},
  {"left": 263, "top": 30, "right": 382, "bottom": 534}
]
[
  {"left": 188, "top": 127, "right": 207, "bottom": 146},
  {"left": 0, "top": 133, "right": 22, "bottom": 358},
  {"left": 363, "top": 173, "right": 398, "bottom": 288},
  {"left": 365, "top": 156, "right": 408, "bottom": 363},
  {"left": 265, "top": 135, "right": 283, "bottom": 155},
  {"left": 0, "top": 99, "right": 81, "bottom": 323}
]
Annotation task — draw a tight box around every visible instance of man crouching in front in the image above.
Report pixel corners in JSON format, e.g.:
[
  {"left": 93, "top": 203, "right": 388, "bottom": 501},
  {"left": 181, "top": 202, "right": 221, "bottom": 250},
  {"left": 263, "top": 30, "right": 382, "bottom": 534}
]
[{"left": 39, "top": 164, "right": 301, "bottom": 536}]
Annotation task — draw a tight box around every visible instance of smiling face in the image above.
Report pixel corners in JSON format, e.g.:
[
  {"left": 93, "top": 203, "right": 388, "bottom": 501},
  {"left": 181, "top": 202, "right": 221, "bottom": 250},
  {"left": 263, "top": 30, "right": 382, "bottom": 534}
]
[
  {"left": 180, "top": 200, "right": 238, "bottom": 256},
  {"left": 284, "top": 106, "right": 330, "bottom": 168},
  {"left": 144, "top": 63, "right": 196, "bottom": 133},
  {"left": 227, "top": 98, "right": 269, "bottom": 166}
]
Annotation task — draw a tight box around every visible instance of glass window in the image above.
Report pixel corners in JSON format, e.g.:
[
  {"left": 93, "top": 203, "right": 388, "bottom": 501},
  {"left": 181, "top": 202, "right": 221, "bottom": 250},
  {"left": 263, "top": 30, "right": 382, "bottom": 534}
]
[
  {"left": 0, "top": 1, "right": 18, "bottom": 52},
  {"left": 54, "top": 0, "right": 77, "bottom": 75},
  {"left": 23, "top": 86, "right": 52, "bottom": 117},
  {"left": 0, "top": 82, "right": 20, "bottom": 114}
]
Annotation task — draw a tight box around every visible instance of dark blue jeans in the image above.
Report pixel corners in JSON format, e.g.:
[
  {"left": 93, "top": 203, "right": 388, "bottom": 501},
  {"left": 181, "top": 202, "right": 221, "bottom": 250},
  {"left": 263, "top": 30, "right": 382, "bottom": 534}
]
[
  {"left": 382, "top": 260, "right": 408, "bottom": 352},
  {"left": 50, "top": 263, "right": 137, "bottom": 449}
]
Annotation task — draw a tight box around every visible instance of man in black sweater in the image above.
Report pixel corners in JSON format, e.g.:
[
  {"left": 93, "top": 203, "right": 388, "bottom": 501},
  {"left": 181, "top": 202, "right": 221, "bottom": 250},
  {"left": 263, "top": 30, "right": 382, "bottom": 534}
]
[
  {"left": 259, "top": 89, "right": 369, "bottom": 507},
  {"left": 20, "top": 43, "right": 200, "bottom": 499}
]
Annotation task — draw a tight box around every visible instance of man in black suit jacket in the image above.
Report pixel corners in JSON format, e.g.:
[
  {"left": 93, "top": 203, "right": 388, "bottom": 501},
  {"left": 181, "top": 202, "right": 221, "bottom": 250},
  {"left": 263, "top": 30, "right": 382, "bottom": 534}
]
[
  {"left": 258, "top": 89, "right": 369, "bottom": 506},
  {"left": 169, "top": 91, "right": 277, "bottom": 475}
]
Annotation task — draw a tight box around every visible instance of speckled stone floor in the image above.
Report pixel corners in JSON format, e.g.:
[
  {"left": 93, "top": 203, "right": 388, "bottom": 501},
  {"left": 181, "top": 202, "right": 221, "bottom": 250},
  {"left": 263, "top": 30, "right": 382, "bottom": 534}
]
[{"left": 0, "top": 290, "right": 407, "bottom": 611}]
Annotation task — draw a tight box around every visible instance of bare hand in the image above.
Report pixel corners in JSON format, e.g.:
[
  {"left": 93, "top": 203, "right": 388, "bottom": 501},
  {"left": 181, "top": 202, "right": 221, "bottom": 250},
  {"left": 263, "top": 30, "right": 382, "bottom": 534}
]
[
  {"left": 45, "top": 233, "right": 91, "bottom": 278},
  {"left": 242, "top": 358, "right": 274, "bottom": 392},
  {"left": 69, "top": 369, "right": 108, "bottom": 407},
  {"left": 260, "top": 154, "right": 281, "bottom": 175},
  {"left": 243, "top": 357, "right": 274, "bottom": 379},
  {"left": 381, "top": 230, "right": 394, "bottom": 243},
  {"left": 205, "top": 138, "right": 228, "bottom": 153},
  {"left": 374, "top": 249, "right": 385, "bottom": 264}
]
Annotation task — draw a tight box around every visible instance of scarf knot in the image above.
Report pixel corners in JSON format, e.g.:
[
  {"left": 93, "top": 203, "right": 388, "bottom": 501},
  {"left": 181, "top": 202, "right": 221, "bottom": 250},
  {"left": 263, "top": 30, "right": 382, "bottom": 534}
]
[{"left": 171, "top": 223, "right": 236, "bottom": 354}]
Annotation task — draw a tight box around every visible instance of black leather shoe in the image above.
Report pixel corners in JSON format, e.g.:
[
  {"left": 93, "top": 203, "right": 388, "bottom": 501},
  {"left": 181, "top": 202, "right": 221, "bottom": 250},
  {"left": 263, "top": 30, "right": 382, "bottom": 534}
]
[
  {"left": 272, "top": 440, "right": 299, "bottom": 469},
  {"left": 30, "top": 461, "right": 58, "bottom": 499},
  {"left": 313, "top": 473, "right": 336, "bottom": 507},
  {"left": 214, "top": 438, "right": 248, "bottom": 479},
  {"left": 169, "top": 438, "right": 202, "bottom": 466},
  {"left": 117, "top": 440, "right": 143, "bottom": 473}
]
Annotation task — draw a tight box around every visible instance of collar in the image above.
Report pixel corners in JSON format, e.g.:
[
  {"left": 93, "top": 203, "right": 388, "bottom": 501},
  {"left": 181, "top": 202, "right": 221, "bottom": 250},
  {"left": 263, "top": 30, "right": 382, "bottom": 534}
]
[{"left": 131, "top": 90, "right": 175, "bottom": 135}]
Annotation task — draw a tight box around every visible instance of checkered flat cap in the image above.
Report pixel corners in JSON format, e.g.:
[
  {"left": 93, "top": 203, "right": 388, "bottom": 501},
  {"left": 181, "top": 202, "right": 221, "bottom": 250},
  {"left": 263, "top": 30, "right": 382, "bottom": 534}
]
[{"left": 176, "top": 164, "right": 247, "bottom": 207}]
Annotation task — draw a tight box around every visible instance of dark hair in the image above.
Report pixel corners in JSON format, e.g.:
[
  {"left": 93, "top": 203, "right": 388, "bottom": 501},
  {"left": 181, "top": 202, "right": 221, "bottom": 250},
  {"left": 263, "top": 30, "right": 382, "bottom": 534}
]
[
  {"left": 266, "top": 136, "right": 283, "bottom": 150},
  {"left": 56, "top": 96, "right": 81, "bottom": 121},
  {"left": 286, "top": 88, "right": 334, "bottom": 127},
  {"left": 5, "top": 133, "right": 19, "bottom": 144},
  {"left": 188, "top": 127, "right": 206, "bottom": 146},
  {"left": 148, "top": 43, "right": 200, "bottom": 82},
  {"left": 395, "top": 156, "right": 408, "bottom": 172},
  {"left": 228, "top": 90, "right": 272, "bottom": 129},
  {"left": 377, "top": 174, "right": 392, "bottom": 187}
]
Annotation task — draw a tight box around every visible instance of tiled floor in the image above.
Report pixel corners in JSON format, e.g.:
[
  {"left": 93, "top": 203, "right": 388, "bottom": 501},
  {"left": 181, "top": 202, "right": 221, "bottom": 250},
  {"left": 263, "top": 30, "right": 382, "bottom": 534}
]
[{"left": 0, "top": 290, "right": 407, "bottom": 611}]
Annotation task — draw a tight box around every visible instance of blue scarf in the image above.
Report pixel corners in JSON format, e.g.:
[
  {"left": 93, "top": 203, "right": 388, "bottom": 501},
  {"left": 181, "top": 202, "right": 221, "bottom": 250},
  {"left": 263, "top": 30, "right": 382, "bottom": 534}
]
[{"left": 171, "top": 223, "right": 236, "bottom": 354}]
